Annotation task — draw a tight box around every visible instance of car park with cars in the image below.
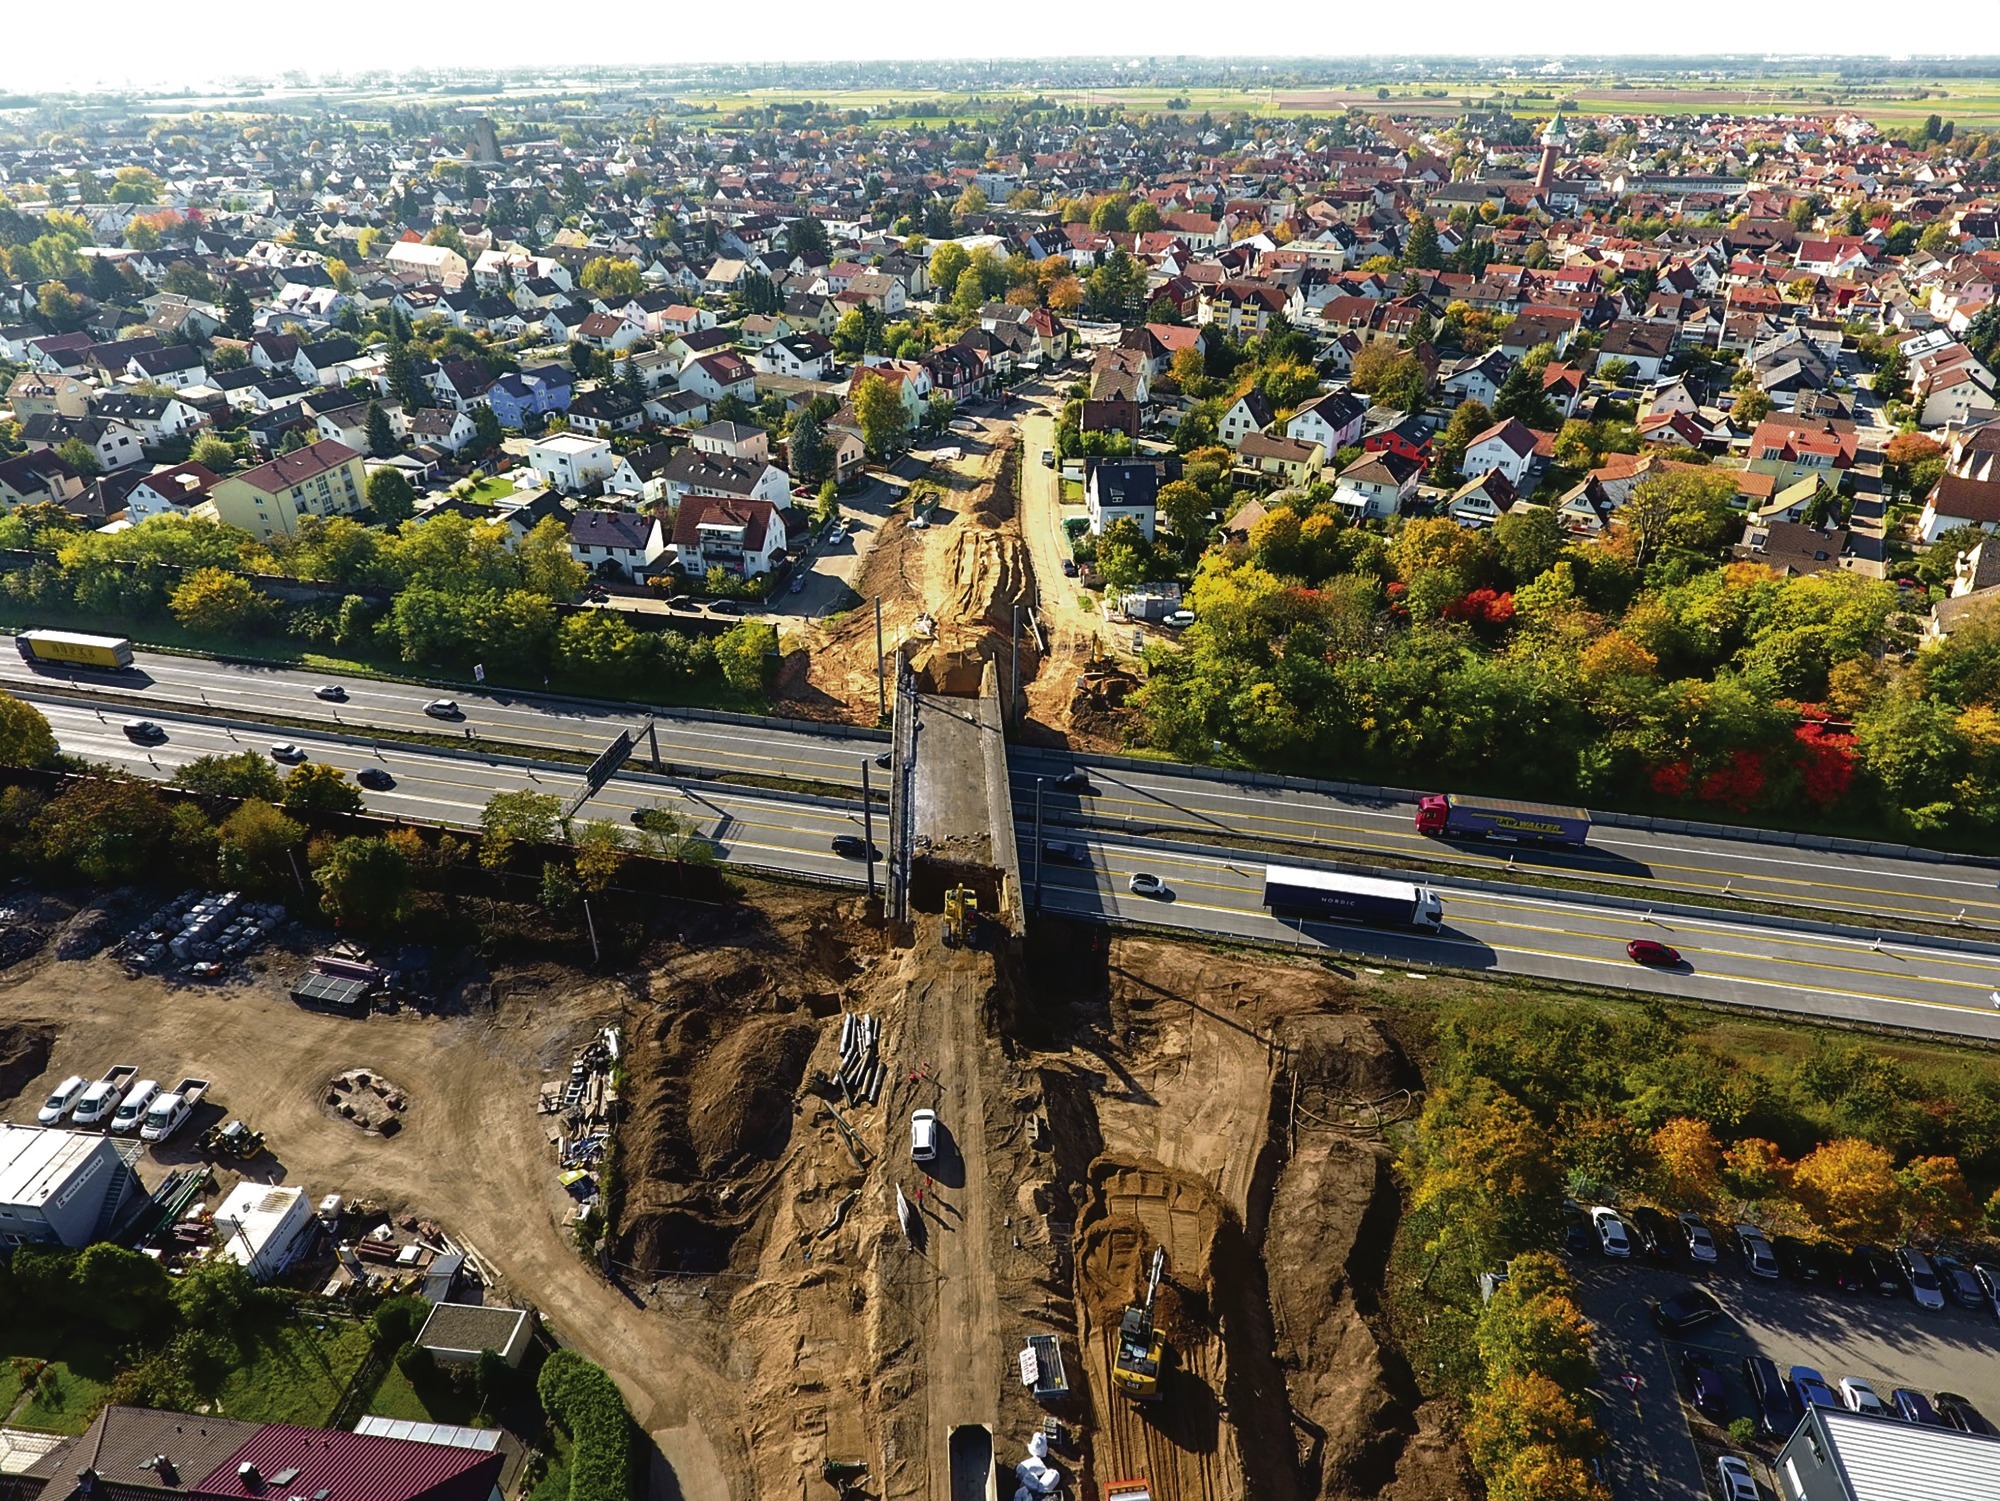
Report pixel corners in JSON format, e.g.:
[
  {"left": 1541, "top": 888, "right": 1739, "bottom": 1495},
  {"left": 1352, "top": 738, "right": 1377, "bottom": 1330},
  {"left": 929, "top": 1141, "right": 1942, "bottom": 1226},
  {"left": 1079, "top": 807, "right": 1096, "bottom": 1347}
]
[
  {"left": 1593, "top": 1206, "right": 1632, "bottom": 1258},
  {"left": 1774, "top": 1234, "right": 1826, "bottom": 1283},
  {"left": 1935, "top": 1254, "right": 1987, "bottom": 1310}
]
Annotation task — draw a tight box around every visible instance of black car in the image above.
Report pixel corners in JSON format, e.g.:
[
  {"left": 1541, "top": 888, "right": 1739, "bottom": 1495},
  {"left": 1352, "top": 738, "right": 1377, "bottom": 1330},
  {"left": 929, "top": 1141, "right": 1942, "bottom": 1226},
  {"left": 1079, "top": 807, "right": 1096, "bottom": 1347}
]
[
  {"left": 830, "top": 834, "right": 880, "bottom": 859},
  {"left": 355, "top": 767, "right": 395, "bottom": 790},
  {"left": 1773, "top": 1235, "right": 1826, "bottom": 1283},
  {"left": 1938, "top": 1392, "right": 1998, "bottom": 1436},
  {"left": 1055, "top": 771, "right": 1095, "bottom": 792},
  {"left": 1630, "top": 1206, "right": 1680, "bottom": 1262},
  {"left": 1650, "top": 1285, "right": 1722, "bottom": 1335},
  {"left": 1857, "top": 1244, "right": 1906, "bottom": 1296},
  {"left": 1935, "top": 1254, "right": 1988, "bottom": 1310},
  {"left": 1680, "top": 1350, "right": 1728, "bottom": 1420},
  {"left": 874, "top": 751, "right": 892, "bottom": 769},
  {"left": 1744, "top": 1355, "right": 1802, "bottom": 1438},
  {"left": 1831, "top": 1250, "right": 1872, "bottom": 1294},
  {"left": 122, "top": 719, "right": 166, "bottom": 742}
]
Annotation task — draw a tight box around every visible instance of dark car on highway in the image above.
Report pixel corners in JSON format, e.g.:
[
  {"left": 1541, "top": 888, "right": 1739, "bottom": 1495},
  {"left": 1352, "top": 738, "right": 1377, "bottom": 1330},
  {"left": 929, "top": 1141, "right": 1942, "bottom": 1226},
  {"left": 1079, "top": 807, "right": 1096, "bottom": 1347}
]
[
  {"left": 831, "top": 834, "right": 880, "bottom": 860},
  {"left": 1055, "top": 770, "right": 1095, "bottom": 792},
  {"left": 355, "top": 767, "right": 395, "bottom": 790},
  {"left": 122, "top": 719, "right": 165, "bottom": 742},
  {"left": 1651, "top": 1285, "right": 1722, "bottom": 1335}
]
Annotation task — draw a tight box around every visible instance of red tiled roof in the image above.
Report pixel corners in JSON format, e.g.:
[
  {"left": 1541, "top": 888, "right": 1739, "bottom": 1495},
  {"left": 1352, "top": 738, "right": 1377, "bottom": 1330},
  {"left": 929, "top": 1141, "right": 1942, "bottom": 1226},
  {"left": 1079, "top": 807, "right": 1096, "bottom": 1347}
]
[{"left": 197, "top": 1426, "right": 501, "bottom": 1501}]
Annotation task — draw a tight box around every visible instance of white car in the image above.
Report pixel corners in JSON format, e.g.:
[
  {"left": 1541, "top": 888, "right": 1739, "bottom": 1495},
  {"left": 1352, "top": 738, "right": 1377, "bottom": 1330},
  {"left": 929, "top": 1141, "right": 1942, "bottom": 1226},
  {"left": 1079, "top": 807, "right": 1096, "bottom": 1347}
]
[
  {"left": 1839, "top": 1377, "right": 1887, "bottom": 1417},
  {"left": 1678, "top": 1212, "right": 1719, "bottom": 1264},
  {"left": 1715, "top": 1455, "right": 1758, "bottom": 1501},
  {"left": 36, "top": 1074, "right": 86, "bottom": 1125},
  {"left": 314, "top": 684, "right": 347, "bottom": 701},
  {"left": 910, "top": 1108, "right": 938, "bottom": 1163},
  {"left": 423, "top": 698, "right": 461, "bottom": 718},
  {"left": 269, "top": 742, "right": 304, "bottom": 762},
  {"left": 1128, "top": 873, "right": 1168, "bottom": 899},
  {"left": 1591, "top": 1206, "right": 1631, "bottom": 1258}
]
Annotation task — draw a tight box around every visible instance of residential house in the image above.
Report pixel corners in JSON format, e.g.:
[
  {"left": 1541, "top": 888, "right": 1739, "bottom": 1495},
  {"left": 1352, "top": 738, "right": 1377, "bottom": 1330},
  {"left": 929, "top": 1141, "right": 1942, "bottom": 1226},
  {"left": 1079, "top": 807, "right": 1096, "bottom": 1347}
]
[
  {"left": 754, "top": 333, "right": 835, "bottom": 380},
  {"left": 126, "top": 344, "right": 207, "bottom": 388},
  {"left": 118, "top": 462, "right": 223, "bottom": 521},
  {"left": 1746, "top": 417, "right": 1858, "bottom": 487},
  {"left": 1334, "top": 450, "right": 1422, "bottom": 520},
  {"left": 291, "top": 337, "right": 361, "bottom": 388},
  {"left": 1218, "top": 389, "right": 1274, "bottom": 449},
  {"left": 1441, "top": 349, "right": 1511, "bottom": 408},
  {"left": 679, "top": 351, "right": 757, "bottom": 406},
  {"left": 428, "top": 358, "right": 496, "bottom": 413},
  {"left": 193, "top": 439, "right": 366, "bottom": 540},
  {"left": 1448, "top": 470, "right": 1520, "bottom": 529},
  {"left": 1918, "top": 473, "right": 2000, "bottom": 543},
  {"left": 603, "top": 443, "right": 679, "bottom": 505},
  {"left": 575, "top": 311, "right": 644, "bottom": 354},
  {"left": 659, "top": 447, "right": 791, "bottom": 509},
  {"left": 1597, "top": 320, "right": 1679, "bottom": 382},
  {"left": 690, "top": 422, "right": 769, "bottom": 462},
  {"left": 528, "top": 432, "right": 618, "bottom": 494},
  {"left": 386, "top": 240, "right": 469, "bottom": 286},
  {"left": 565, "top": 389, "right": 645, "bottom": 437},
  {"left": 569, "top": 508, "right": 667, "bottom": 581},
  {"left": 21, "top": 414, "right": 146, "bottom": 472},
  {"left": 1238, "top": 432, "right": 1325, "bottom": 484},
  {"left": 671, "top": 494, "right": 790, "bottom": 578},
  {"left": 1736, "top": 519, "right": 1883, "bottom": 577},
  {"left": 94, "top": 391, "right": 208, "bottom": 442},
  {"left": 485, "top": 365, "right": 573, "bottom": 429},
  {"left": 1084, "top": 457, "right": 1179, "bottom": 540},
  {"left": 409, "top": 406, "right": 480, "bottom": 456},
  {"left": 1285, "top": 390, "right": 1367, "bottom": 455}
]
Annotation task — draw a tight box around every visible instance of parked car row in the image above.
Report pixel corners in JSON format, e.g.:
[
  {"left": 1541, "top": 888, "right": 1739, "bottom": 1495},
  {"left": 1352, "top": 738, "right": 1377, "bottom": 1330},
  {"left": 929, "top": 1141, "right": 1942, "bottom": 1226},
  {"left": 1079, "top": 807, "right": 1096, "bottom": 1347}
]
[
  {"left": 1576, "top": 1201, "right": 2000, "bottom": 1317},
  {"left": 1733, "top": 1350, "right": 1995, "bottom": 1439},
  {"left": 35, "top": 1066, "right": 205, "bottom": 1141}
]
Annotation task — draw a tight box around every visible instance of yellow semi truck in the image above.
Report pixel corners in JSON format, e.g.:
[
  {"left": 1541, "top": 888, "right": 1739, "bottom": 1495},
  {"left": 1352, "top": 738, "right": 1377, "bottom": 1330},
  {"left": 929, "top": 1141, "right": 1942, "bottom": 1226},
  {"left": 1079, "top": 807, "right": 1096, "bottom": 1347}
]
[{"left": 15, "top": 629, "right": 135, "bottom": 670}]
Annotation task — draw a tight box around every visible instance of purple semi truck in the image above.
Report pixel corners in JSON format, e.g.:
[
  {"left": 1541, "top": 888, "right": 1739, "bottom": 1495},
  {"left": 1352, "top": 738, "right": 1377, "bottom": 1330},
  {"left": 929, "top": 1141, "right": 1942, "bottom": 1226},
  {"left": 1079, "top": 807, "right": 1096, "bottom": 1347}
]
[{"left": 1415, "top": 793, "right": 1591, "bottom": 847}]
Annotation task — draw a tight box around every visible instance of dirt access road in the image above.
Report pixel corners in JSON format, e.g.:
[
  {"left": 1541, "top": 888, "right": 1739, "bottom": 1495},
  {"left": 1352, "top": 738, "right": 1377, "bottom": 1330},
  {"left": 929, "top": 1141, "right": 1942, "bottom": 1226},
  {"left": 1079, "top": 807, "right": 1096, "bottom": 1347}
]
[{"left": 0, "top": 939, "right": 748, "bottom": 1501}]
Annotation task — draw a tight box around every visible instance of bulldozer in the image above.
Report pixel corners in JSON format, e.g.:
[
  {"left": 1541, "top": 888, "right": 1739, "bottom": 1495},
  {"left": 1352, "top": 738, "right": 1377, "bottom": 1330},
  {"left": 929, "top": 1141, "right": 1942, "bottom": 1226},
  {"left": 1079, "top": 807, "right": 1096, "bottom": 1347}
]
[
  {"left": 941, "top": 886, "right": 979, "bottom": 949},
  {"left": 1110, "top": 1246, "right": 1168, "bottom": 1402}
]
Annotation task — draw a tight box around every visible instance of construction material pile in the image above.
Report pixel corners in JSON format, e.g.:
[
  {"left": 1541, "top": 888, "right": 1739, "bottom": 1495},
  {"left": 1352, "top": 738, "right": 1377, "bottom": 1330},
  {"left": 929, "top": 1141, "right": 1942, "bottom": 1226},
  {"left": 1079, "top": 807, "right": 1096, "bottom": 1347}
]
[{"left": 835, "top": 1012, "right": 883, "bottom": 1107}]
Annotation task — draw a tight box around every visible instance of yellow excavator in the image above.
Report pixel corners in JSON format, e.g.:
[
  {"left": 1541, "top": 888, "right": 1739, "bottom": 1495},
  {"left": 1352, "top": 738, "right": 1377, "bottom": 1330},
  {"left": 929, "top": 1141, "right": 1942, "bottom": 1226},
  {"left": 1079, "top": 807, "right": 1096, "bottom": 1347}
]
[
  {"left": 1111, "top": 1246, "right": 1168, "bottom": 1402},
  {"left": 942, "top": 886, "right": 978, "bottom": 948}
]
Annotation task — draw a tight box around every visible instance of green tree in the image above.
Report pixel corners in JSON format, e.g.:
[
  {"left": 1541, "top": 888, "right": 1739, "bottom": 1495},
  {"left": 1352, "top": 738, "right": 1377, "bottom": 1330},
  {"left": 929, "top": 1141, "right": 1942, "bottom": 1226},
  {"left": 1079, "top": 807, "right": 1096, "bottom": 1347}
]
[
  {"left": 579, "top": 257, "right": 643, "bottom": 298},
  {"left": 788, "top": 409, "right": 827, "bottom": 485},
  {"left": 55, "top": 437, "right": 100, "bottom": 478},
  {"left": 312, "top": 835, "right": 414, "bottom": 929},
  {"left": 1491, "top": 362, "right": 1557, "bottom": 428},
  {"left": 473, "top": 405, "right": 503, "bottom": 452},
  {"left": 1156, "top": 479, "right": 1211, "bottom": 547},
  {"left": 850, "top": 371, "right": 908, "bottom": 458},
  {"left": 1431, "top": 399, "right": 1493, "bottom": 481},
  {"left": 74, "top": 1243, "right": 173, "bottom": 1334},
  {"left": 169, "top": 568, "right": 271, "bottom": 636},
  {"left": 365, "top": 401, "right": 397, "bottom": 459},
  {"left": 715, "top": 621, "right": 777, "bottom": 694},
  {"left": 0, "top": 691, "right": 56, "bottom": 768},
  {"left": 1404, "top": 211, "right": 1443, "bottom": 270},
  {"left": 519, "top": 515, "right": 588, "bottom": 600},
  {"left": 928, "top": 241, "right": 970, "bottom": 301},
  {"left": 1127, "top": 201, "right": 1163, "bottom": 234},
  {"left": 480, "top": 788, "right": 563, "bottom": 871},
  {"left": 282, "top": 762, "right": 364, "bottom": 815},
  {"left": 173, "top": 751, "right": 285, "bottom": 800},
  {"left": 1492, "top": 505, "right": 1564, "bottom": 584},
  {"left": 366, "top": 466, "right": 416, "bottom": 526},
  {"left": 217, "top": 799, "right": 307, "bottom": 890},
  {"left": 188, "top": 432, "right": 237, "bottom": 472},
  {"left": 32, "top": 778, "right": 208, "bottom": 884}
]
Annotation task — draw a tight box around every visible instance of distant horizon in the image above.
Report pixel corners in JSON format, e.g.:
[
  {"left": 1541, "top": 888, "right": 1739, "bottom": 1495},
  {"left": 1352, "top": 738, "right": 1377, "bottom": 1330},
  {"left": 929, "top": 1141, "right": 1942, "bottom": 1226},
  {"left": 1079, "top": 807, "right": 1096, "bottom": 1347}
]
[{"left": 9, "top": 3, "right": 2000, "bottom": 99}]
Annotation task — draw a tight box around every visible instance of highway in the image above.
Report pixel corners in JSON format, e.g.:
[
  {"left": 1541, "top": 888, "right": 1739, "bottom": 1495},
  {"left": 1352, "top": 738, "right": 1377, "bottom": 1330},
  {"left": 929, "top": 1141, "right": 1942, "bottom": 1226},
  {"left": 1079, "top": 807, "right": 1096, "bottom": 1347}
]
[
  {"left": 1010, "top": 749, "right": 2000, "bottom": 935},
  {"left": 18, "top": 640, "right": 1998, "bottom": 935},
  {"left": 25, "top": 695, "right": 2000, "bottom": 1041},
  {"left": 30, "top": 696, "right": 881, "bottom": 887},
  {"left": 1030, "top": 838, "right": 2000, "bottom": 1042},
  {"left": 1, "top": 641, "right": 885, "bottom": 791}
]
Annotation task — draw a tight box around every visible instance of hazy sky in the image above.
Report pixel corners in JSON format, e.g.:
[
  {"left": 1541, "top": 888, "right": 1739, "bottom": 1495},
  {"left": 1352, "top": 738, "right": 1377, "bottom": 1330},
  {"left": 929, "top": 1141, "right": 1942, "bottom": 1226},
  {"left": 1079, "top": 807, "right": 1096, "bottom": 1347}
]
[{"left": 10, "top": 1, "right": 2000, "bottom": 93}]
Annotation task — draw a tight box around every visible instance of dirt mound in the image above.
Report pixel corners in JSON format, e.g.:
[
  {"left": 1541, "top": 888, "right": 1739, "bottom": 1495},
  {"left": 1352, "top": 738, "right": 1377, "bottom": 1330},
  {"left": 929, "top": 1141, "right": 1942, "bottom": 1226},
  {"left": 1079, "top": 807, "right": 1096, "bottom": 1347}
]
[
  {"left": 688, "top": 1015, "right": 818, "bottom": 1178},
  {"left": 0, "top": 1024, "right": 54, "bottom": 1104}
]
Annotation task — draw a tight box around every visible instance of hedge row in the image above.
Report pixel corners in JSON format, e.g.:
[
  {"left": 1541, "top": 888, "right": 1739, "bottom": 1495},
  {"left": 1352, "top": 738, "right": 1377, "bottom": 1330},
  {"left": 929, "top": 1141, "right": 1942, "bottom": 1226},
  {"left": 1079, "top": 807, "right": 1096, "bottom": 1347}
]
[{"left": 536, "top": 1349, "right": 635, "bottom": 1501}]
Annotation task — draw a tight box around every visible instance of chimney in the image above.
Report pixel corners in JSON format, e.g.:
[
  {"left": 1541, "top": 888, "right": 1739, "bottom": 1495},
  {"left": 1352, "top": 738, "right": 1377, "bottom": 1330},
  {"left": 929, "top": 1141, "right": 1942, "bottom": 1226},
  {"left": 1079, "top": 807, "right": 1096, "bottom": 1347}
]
[
  {"left": 76, "top": 1469, "right": 98, "bottom": 1497},
  {"left": 239, "top": 1465, "right": 263, "bottom": 1490},
  {"left": 156, "top": 1458, "right": 179, "bottom": 1487}
]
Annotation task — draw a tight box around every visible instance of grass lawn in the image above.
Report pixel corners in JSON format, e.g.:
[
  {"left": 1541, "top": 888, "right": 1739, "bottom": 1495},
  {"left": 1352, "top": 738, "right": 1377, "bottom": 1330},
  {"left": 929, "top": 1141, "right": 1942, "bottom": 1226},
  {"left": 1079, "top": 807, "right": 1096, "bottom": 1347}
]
[
  {"left": 9, "top": 1329, "right": 119, "bottom": 1435},
  {"left": 453, "top": 475, "right": 529, "bottom": 506},
  {"left": 361, "top": 1364, "right": 488, "bottom": 1426},
  {"left": 211, "top": 1316, "right": 375, "bottom": 1427}
]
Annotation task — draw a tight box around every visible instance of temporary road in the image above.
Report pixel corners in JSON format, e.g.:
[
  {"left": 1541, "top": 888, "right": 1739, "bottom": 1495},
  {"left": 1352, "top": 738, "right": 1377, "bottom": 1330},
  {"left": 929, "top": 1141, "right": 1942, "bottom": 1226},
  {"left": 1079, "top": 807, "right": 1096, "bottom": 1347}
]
[{"left": 1009, "top": 748, "right": 2000, "bottom": 936}]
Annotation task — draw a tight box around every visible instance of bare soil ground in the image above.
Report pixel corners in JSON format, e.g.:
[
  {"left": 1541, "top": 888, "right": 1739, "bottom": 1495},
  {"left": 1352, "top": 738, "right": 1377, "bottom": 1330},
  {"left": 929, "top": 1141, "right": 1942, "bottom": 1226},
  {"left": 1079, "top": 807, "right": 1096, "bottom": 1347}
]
[
  {"left": 785, "top": 432, "right": 1040, "bottom": 720},
  {"left": 0, "top": 882, "right": 1472, "bottom": 1501}
]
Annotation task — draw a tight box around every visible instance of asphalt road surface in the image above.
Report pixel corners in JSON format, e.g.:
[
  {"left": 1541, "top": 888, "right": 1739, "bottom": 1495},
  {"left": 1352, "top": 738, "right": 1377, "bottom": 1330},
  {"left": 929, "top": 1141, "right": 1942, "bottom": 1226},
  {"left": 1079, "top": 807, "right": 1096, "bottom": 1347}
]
[
  {"left": 1011, "top": 750, "right": 2000, "bottom": 934},
  {"left": 31, "top": 696, "right": 882, "bottom": 887},
  {"left": 1028, "top": 834, "right": 2000, "bottom": 1042},
  {"left": 2, "top": 642, "right": 884, "bottom": 791}
]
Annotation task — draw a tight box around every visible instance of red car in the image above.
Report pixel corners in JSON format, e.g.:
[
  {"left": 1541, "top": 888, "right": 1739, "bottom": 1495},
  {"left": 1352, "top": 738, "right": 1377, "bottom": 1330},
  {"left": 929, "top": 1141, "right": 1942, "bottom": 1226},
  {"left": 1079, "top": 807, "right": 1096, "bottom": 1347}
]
[{"left": 1627, "top": 938, "right": 1682, "bottom": 966}]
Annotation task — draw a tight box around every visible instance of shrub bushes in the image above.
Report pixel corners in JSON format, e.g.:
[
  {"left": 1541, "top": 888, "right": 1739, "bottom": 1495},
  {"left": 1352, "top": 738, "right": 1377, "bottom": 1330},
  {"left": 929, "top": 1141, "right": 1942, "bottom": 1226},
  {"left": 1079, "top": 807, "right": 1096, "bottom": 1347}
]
[{"left": 536, "top": 1349, "right": 634, "bottom": 1501}]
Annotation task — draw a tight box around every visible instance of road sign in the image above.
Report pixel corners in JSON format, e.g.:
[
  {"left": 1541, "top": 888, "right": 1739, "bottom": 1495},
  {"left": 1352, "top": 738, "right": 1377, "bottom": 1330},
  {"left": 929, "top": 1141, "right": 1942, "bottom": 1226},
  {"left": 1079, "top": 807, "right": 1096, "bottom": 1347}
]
[
  {"left": 473, "top": 663, "right": 486, "bottom": 682},
  {"left": 1619, "top": 1373, "right": 1641, "bottom": 1393},
  {"left": 583, "top": 729, "right": 633, "bottom": 795}
]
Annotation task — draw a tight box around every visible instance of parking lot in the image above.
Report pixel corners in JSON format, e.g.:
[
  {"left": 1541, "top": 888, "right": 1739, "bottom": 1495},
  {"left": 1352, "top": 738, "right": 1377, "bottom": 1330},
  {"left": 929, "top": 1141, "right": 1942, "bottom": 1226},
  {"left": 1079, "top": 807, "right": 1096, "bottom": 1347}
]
[{"left": 1575, "top": 1242, "right": 2000, "bottom": 1499}]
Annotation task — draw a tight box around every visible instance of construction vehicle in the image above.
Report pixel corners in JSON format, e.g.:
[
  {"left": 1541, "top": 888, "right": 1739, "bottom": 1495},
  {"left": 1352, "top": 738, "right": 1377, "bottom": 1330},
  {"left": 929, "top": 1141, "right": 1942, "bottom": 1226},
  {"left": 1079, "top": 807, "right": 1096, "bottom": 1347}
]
[
  {"left": 1111, "top": 1246, "right": 1168, "bottom": 1402},
  {"left": 942, "top": 886, "right": 979, "bottom": 948},
  {"left": 1106, "top": 1484, "right": 1153, "bottom": 1501},
  {"left": 199, "top": 1119, "right": 265, "bottom": 1160}
]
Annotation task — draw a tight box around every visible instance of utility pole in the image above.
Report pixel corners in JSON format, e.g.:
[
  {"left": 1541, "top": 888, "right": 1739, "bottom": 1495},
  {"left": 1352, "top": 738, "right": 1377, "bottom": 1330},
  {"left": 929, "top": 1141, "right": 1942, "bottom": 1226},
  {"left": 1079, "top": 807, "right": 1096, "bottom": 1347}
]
[
  {"left": 647, "top": 719, "right": 661, "bottom": 772},
  {"left": 582, "top": 897, "right": 601, "bottom": 964},
  {"left": 860, "top": 756, "right": 877, "bottom": 899},
  {"left": 874, "top": 597, "right": 886, "bottom": 724},
  {"left": 1032, "top": 777, "right": 1046, "bottom": 913}
]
